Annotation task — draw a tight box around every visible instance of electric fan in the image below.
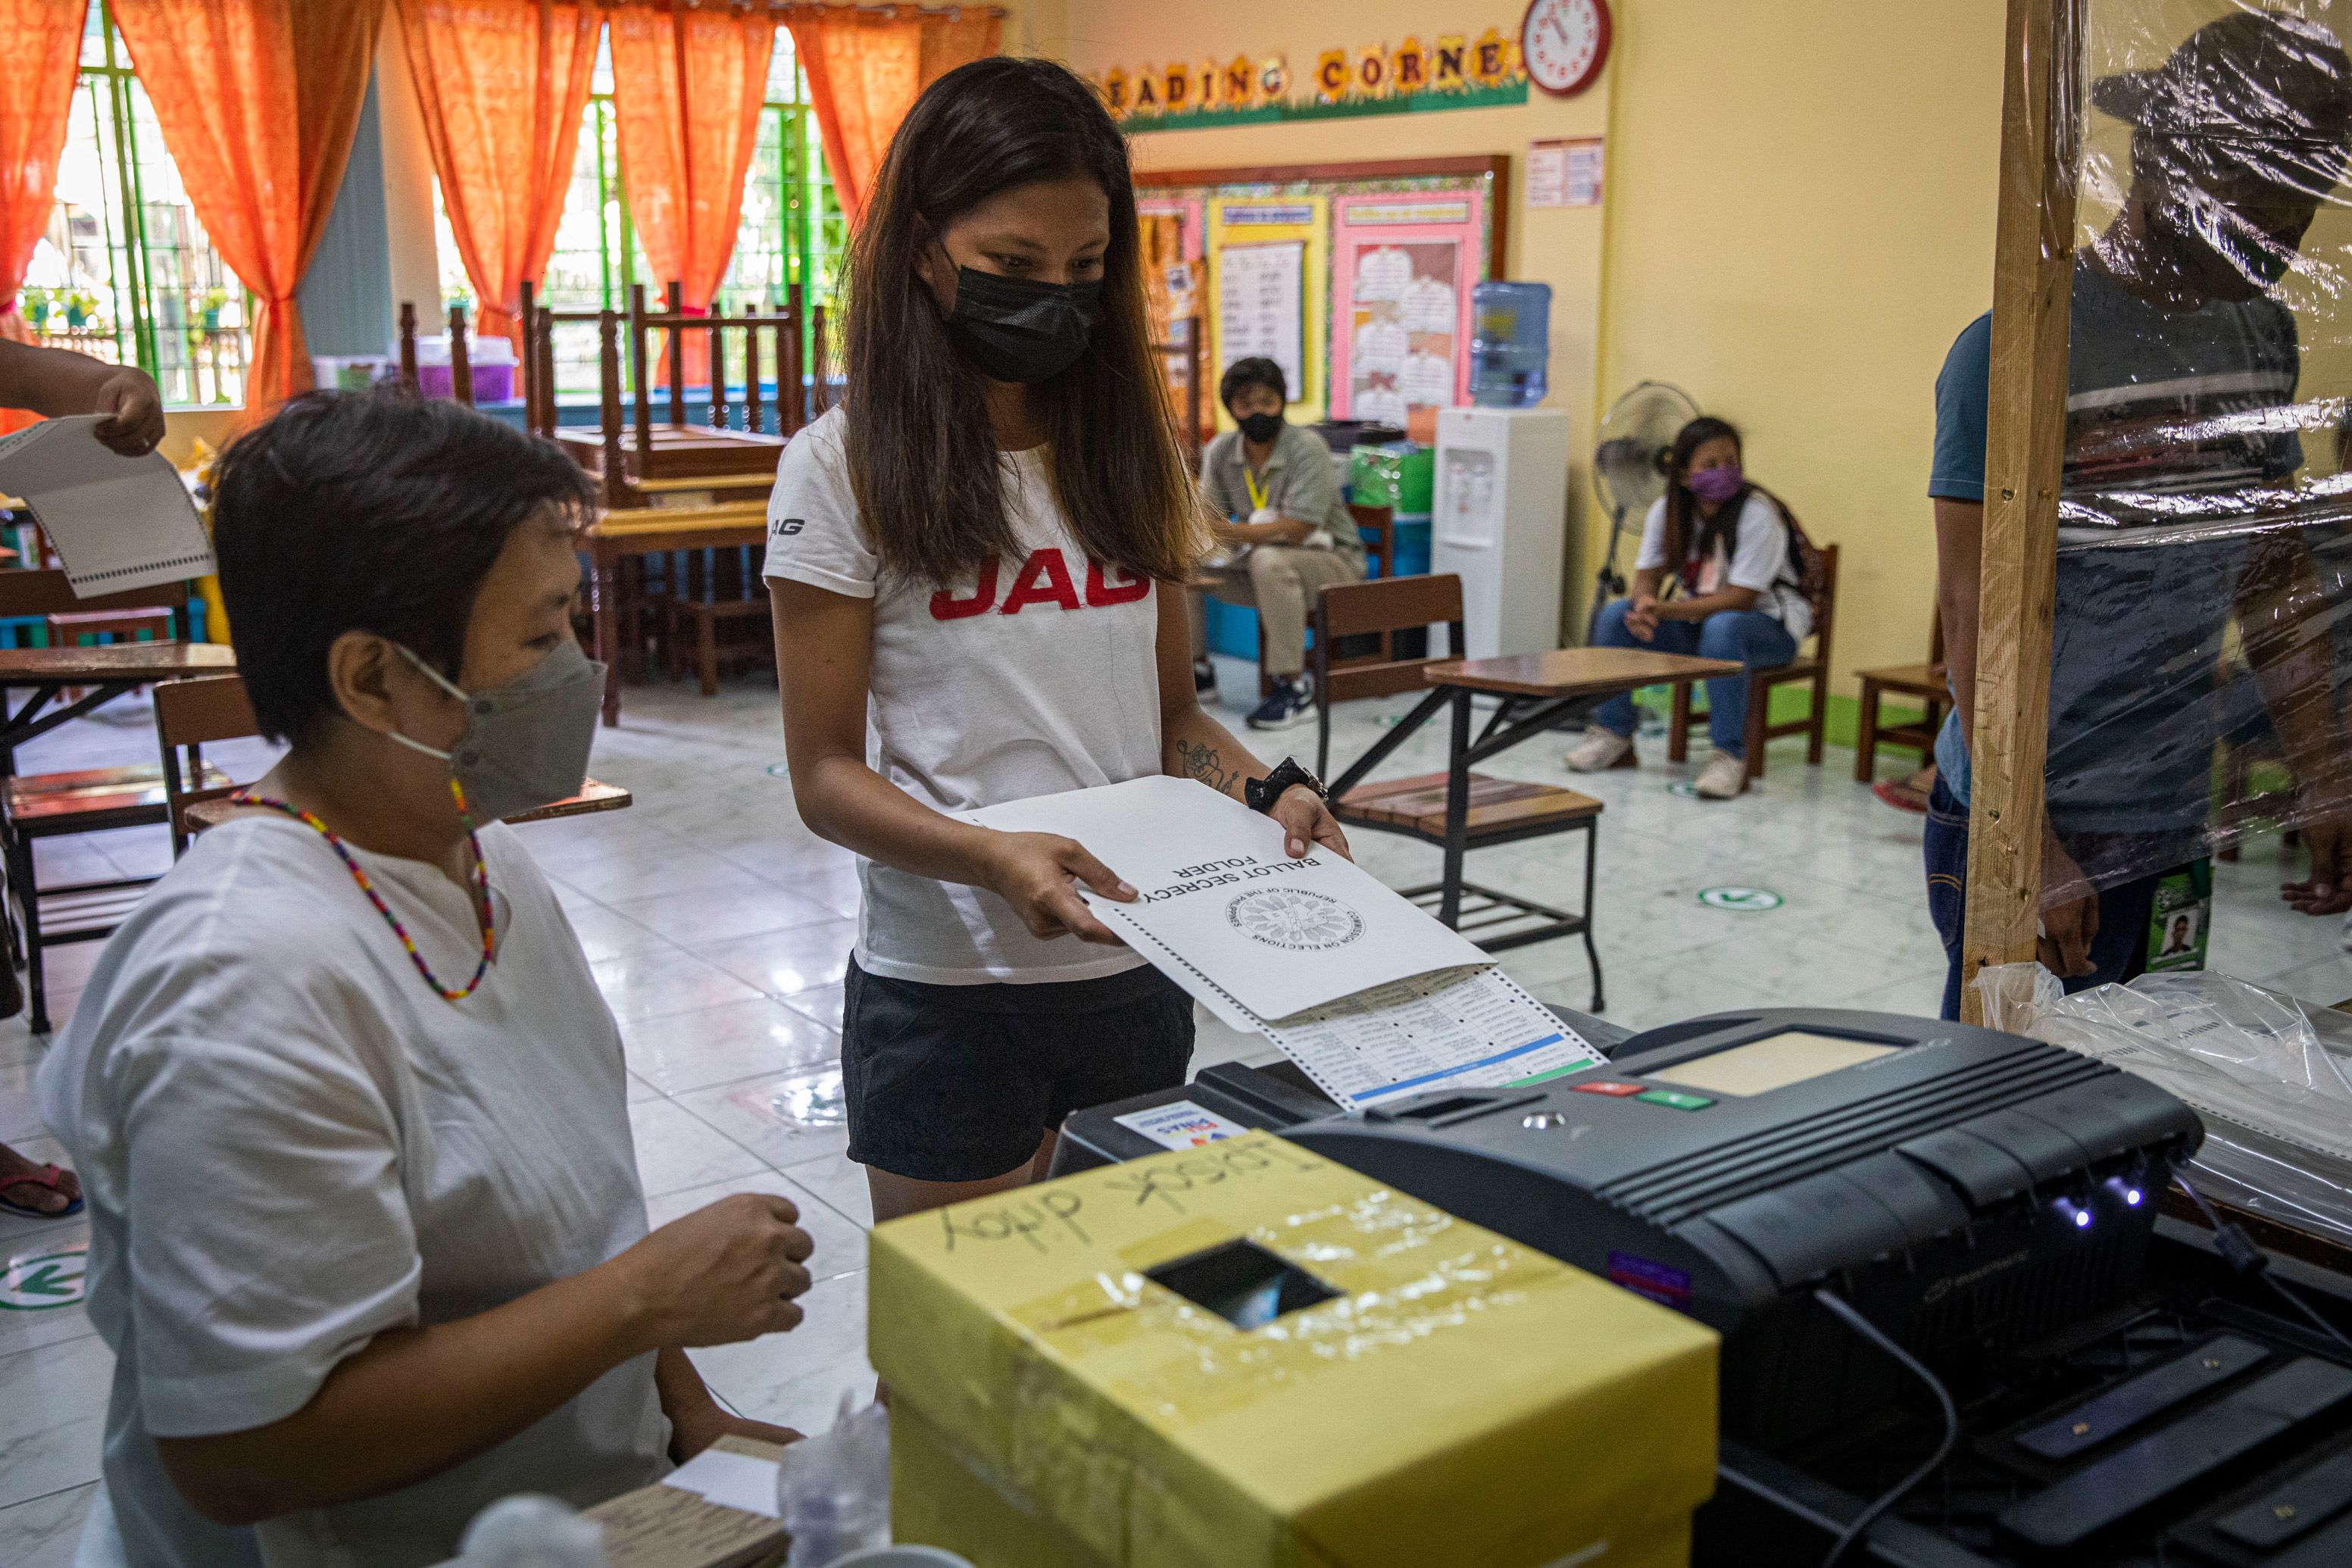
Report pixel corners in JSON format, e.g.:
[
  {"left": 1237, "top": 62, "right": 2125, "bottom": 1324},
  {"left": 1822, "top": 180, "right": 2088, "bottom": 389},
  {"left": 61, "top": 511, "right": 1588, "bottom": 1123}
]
[{"left": 1587, "top": 380, "right": 1699, "bottom": 640}]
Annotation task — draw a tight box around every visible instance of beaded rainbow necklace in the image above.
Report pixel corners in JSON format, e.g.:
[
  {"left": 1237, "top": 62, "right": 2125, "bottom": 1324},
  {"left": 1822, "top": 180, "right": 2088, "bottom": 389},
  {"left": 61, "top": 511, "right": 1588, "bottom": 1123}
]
[{"left": 231, "top": 779, "right": 495, "bottom": 1001}]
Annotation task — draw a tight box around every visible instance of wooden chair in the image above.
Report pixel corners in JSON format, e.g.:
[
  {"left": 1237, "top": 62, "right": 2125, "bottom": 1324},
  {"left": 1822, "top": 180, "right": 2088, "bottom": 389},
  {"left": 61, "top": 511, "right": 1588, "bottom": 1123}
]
[
  {"left": 1309, "top": 573, "right": 1464, "bottom": 779},
  {"left": 46, "top": 607, "right": 175, "bottom": 648},
  {"left": 1666, "top": 542, "right": 1841, "bottom": 783},
  {"left": 1348, "top": 502, "right": 1396, "bottom": 579},
  {"left": 396, "top": 301, "right": 478, "bottom": 406},
  {"left": 531, "top": 280, "right": 812, "bottom": 508},
  {"left": 1853, "top": 612, "right": 1948, "bottom": 782},
  {"left": 0, "top": 577, "right": 220, "bottom": 1032},
  {"left": 155, "top": 675, "right": 259, "bottom": 857},
  {"left": 664, "top": 545, "right": 774, "bottom": 695},
  {"left": 1320, "top": 573, "right": 1607, "bottom": 1009}
]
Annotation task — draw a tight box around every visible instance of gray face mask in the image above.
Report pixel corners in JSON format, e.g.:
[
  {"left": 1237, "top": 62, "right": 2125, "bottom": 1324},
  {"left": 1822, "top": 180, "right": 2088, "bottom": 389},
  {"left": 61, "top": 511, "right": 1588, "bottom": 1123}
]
[{"left": 388, "top": 640, "right": 607, "bottom": 823}]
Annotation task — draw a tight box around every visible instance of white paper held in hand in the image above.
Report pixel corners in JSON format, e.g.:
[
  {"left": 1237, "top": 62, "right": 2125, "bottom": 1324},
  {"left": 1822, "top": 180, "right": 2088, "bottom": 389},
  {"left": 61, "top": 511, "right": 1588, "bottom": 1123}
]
[
  {"left": 964, "top": 775, "right": 1488, "bottom": 1020},
  {"left": 961, "top": 776, "right": 1604, "bottom": 1107},
  {"left": 0, "top": 414, "right": 214, "bottom": 595}
]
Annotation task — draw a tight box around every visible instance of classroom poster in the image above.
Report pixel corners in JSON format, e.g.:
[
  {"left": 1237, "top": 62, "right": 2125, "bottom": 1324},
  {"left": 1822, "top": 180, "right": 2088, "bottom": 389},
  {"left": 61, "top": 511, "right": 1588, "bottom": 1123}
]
[
  {"left": 1139, "top": 197, "right": 1209, "bottom": 436},
  {"left": 1329, "top": 191, "right": 1483, "bottom": 425},
  {"left": 1207, "top": 195, "right": 1329, "bottom": 426}
]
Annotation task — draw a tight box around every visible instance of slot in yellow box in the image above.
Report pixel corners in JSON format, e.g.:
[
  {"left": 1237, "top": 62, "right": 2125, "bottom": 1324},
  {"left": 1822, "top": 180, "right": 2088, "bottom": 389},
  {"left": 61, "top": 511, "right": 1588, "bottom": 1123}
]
[{"left": 872, "top": 1132, "right": 1718, "bottom": 1568}]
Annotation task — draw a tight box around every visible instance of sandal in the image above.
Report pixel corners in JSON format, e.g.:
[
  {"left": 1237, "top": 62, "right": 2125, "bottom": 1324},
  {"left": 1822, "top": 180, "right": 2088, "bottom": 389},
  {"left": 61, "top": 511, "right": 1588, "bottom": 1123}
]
[{"left": 0, "top": 1164, "right": 83, "bottom": 1220}]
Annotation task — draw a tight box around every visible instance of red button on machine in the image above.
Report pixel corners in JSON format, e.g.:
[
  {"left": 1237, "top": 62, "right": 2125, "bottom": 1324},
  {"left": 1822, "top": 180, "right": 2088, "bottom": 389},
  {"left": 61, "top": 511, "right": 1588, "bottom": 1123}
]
[{"left": 1573, "top": 1081, "right": 1647, "bottom": 1097}]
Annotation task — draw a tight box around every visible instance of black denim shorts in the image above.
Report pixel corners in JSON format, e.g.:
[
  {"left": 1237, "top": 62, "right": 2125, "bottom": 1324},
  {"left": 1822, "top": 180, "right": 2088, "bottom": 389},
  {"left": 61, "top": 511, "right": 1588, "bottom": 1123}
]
[{"left": 840, "top": 957, "right": 1195, "bottom": 1182}]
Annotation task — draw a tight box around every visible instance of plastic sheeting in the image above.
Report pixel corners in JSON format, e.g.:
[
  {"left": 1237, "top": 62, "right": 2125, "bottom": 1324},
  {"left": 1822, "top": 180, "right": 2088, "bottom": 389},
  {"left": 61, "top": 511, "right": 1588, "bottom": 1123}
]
[
  {"left": 2035, "top": 2, "right": 2352, "bottom": 892},
  {"left": 1981, "top": 963, "right": 2352, "bottom": 1245}
]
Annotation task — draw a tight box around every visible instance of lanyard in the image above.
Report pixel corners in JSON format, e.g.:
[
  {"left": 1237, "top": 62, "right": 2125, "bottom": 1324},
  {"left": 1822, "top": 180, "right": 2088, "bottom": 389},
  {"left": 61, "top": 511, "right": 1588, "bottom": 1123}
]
[{"left": 1242, "top": 464, "right": 1270, "bottom": 515}]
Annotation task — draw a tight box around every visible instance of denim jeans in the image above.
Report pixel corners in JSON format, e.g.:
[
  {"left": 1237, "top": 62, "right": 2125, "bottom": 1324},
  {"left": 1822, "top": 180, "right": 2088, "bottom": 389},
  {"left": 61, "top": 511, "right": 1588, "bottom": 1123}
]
[
  {"left": 1590, "top": 601, "right": 1798, "bottom": 756},
  {"left": 1922, "top": 776, "right": 2160, "bottom": 1020}
]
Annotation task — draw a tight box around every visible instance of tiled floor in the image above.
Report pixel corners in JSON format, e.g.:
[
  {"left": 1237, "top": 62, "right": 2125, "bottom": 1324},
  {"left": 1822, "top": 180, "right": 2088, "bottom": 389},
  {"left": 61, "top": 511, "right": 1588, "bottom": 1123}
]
[{"left": 0, "top": 662, "right": 2332, "bottom": 1560}]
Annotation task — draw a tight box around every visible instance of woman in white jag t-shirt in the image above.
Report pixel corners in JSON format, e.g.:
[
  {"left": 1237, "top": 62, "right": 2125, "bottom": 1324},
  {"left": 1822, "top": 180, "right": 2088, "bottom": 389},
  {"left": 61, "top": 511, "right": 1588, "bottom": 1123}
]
[{"left": 767, "top": 57, "right": 1349, "bottom": 1224}]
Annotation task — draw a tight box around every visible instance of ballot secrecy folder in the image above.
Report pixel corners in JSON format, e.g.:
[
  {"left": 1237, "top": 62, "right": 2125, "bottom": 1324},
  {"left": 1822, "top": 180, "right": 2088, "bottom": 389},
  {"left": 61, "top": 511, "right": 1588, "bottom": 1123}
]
[
  {"left": 0, "top": 414, "right": 216, "bottom": 596},
  {"left": 964, "top": 775, "right": 1602, "bottom": 1107}
]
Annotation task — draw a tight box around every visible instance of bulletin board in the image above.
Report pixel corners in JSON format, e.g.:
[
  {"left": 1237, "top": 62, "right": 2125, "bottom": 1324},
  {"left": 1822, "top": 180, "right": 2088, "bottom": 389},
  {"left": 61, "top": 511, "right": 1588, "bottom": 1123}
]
[
  {"left": 1329, "top": 190, "right": 1486, "bottom": 425},
  {"left": 1138, "top": 156, "right": 1506, "bottom": 436},
  {"left": 1208, "top": 195, "right": 1329, "bottom": 422}
]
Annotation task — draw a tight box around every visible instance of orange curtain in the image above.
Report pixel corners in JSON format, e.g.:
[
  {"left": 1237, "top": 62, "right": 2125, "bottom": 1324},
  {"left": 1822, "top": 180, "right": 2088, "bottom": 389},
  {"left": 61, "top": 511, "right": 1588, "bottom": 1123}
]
[
  {"left": 609, "top": 3, "right": 772, "bottom": 388},
  {"left": 789, "top": 8, "right": 1000, "bottom": 228},
  {"left": 111, "top": 0, "right": 384, "bottom": 419},
  {"left": 0, "top": 0, "right": 89, "bottom": 433},
  {"left": 397, "top": 0, "right": 598, "bottom": 348}
]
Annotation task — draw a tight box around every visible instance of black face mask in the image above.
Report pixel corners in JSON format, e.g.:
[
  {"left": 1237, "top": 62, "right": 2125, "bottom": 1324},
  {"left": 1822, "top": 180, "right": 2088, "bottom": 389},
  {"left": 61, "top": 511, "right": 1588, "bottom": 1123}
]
[
  {"left": 1237, "top": 411, "right": 1284, "bottom": 444},
  {"left": 946, "top": 267, "right": 1101, "bottom": 383}
]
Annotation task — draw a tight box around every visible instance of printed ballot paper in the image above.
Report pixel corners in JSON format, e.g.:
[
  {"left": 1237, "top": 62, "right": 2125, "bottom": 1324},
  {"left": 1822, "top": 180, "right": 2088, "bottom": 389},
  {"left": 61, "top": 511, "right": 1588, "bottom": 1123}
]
[
  {"left": 964, "top": 776, "right": 1601, "bottom": 1107},
  {"left": 0, "top": 414, "right": 214, "bottom": 595}
]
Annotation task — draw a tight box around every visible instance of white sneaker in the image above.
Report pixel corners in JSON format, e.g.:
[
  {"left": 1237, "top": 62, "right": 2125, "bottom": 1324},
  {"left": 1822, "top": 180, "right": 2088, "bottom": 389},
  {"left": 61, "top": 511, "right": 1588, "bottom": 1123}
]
[
  {"left": 1692, "top": 751, "right": 1749, "bottom": 799},
  {"left": 1565, "top": 729, "right": 1633, "bottom": 773}
]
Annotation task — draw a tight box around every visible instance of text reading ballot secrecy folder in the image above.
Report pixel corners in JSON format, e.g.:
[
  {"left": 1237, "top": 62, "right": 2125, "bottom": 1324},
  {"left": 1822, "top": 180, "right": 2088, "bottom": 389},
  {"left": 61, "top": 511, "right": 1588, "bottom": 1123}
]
[
  {"left": 964, "top": 775, "right": 1601, "bottom": 1107},
  {"left": 0, "top": 414, "right": 215, "bottom": 595}
]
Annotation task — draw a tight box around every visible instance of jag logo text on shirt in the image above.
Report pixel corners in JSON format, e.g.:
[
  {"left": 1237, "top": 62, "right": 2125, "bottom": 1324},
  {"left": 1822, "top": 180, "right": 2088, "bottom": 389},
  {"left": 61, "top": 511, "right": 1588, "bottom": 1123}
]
[{"left": 930, "top": 548, "right": 1152, "bottom": 620}]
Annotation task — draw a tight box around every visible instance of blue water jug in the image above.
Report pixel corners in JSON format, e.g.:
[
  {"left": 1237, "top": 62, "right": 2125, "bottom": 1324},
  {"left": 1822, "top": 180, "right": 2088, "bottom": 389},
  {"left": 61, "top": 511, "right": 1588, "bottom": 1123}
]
[{"left": 1469, "top": 281, "right": 1551, "bottom": 408}]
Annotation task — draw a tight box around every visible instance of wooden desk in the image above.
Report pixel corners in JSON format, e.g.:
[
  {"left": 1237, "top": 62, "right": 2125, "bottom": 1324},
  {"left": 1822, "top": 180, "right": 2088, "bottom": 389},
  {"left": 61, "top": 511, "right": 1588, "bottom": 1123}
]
[
  {"left": 584, "top": 503, "right": 769, "bottom": 726},
  {"left": 1325, "top": 648, "right": 1742, "bottom": 1008},
  {"left": 183, "top": 779, "right": 634, "bottom": 838},
  {"left": 1423, "top": 648, "right": 1741, "bottom": 698},
  {"left": 0, "top": 642, "right": 237, "bottom": 765}
]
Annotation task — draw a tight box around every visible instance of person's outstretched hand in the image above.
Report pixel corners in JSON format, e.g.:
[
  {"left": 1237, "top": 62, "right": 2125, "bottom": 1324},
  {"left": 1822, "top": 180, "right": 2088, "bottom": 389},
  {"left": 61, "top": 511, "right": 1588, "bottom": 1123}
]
[{"left": 90, "top": 365, "right": 165, "bottom": 457}]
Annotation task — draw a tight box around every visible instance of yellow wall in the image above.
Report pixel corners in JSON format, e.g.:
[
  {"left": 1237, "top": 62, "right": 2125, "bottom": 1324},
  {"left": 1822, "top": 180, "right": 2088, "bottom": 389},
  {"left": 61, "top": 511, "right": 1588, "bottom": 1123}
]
[
  {"left": 1593, "top": 0, "right": 2005, "bottom": 682},
  {"left": 1048, "top": 0, "right": 2007, "bottom": 688},
  {"left": 1051, "top": 0, "right": 1613, "bottom": 636}
]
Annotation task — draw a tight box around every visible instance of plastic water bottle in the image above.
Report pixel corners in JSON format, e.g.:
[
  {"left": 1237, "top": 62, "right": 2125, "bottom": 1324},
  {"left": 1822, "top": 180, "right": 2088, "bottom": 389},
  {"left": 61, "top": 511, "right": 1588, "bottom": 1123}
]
[
  {"left": 1469, "top": 281, "right": 1552, "bottom": 408},
  {"left": 455, "top": 1495, "right": 608, "bottom": 1568},
  {"left": 779, "top": 1396, "right": 892, "bottom": 1566}
]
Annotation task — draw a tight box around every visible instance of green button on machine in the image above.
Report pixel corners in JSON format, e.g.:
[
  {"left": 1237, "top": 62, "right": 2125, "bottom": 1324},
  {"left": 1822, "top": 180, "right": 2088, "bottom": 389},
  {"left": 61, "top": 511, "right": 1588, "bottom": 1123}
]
[{"left": 1635, "top": 1088, "right": 1714, "bottom": 1111}]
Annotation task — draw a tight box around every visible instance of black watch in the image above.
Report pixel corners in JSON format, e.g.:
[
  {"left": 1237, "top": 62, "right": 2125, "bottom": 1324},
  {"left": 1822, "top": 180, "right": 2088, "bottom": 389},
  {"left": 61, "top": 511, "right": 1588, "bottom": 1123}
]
[{"left": 1247, "top": 757, "right": 1327, "bottom": 815}]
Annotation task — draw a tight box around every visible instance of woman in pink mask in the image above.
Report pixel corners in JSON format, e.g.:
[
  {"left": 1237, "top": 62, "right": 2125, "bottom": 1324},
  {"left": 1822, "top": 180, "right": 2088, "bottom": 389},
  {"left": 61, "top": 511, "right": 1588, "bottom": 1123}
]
[{"left": 1566, "top": 417, "right": 1811, "bottom": 798}]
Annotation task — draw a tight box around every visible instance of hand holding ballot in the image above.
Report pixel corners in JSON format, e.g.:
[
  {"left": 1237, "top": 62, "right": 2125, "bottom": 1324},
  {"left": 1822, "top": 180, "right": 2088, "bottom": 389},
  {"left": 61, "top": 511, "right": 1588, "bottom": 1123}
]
[
  {"left": 973, "top": 829, "right": 1139, "bottom": 945},
  {"left": 965, "top": 776, "right": 1604, "bottom": 1106},
  {"left": 0, "top": 338, "right": 164, "bottom": 456}
]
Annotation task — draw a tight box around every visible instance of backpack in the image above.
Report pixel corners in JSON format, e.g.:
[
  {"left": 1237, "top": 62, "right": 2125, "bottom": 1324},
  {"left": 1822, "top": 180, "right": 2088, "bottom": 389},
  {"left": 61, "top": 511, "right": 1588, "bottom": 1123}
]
[{"left": 1753, "top": 486, "right": 1830, "bottom": 634}]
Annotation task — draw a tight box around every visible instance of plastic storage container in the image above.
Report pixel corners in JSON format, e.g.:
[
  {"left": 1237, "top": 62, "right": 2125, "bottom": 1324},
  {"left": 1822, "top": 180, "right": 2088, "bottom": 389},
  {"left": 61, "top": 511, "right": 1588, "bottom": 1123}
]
[
  {"left": 1468, "top": 281, "right": 1551, "bottom": 408},
  {"left": 414, "top": 333, "right": 517, "bottom": 403}
]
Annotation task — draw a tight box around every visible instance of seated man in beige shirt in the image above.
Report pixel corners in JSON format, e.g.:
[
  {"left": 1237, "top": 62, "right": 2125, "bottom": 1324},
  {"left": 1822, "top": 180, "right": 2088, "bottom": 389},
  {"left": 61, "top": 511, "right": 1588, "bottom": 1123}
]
[{"left": 1188, "top": 357, "right": 1368, "bottom": 729}]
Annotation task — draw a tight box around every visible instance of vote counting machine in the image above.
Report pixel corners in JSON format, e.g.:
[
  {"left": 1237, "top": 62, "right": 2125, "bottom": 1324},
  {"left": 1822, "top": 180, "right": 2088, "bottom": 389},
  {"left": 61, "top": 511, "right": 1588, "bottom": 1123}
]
[{"left": 1026, "top": 1007, "right": 2352, "bottom": 1566}]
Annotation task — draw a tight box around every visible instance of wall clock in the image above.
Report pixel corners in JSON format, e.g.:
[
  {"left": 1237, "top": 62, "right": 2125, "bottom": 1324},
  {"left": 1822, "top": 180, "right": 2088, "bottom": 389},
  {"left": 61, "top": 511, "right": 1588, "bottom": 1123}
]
[{"left": 1522, "top": 0, "right": 1610, "bottom": 98}]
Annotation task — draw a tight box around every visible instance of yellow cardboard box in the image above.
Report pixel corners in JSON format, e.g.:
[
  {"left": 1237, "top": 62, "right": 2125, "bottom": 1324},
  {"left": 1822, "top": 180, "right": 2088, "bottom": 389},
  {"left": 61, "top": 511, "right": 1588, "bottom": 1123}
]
[{"left": 871, "top": 1132, "right": 1717, "bottom": 1568}]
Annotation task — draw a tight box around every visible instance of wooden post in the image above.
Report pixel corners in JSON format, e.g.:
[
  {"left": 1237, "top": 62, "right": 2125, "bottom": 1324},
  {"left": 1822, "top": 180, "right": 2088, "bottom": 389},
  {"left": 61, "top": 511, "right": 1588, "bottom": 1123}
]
[
  {"left": 629, "top": 283, "right": 652, "bottom": 475},
  {"left": 447, "top": 303, "right": 474, "bottom": 408},
  {"left": 398, "top": 301, "right": 419, "bottom": 392},
  {"left": 519, "top": 281, "right": 539, "bottom": 431},
  {"left": 598, "top": 309, "right": 629, "bottom": 510},
  {"left": 1960, "top": 0, "right": 2085, "bottom": 1023},
  {"left": 811, "top": 304, "right": 829, "bottom": 415},
  {"left": 665, "top": 280, "right": 686, "bottom": 427},
  {"left": 784, "top": 284, "right": 804, "bottom": 435},
  {"left": 711, "top": 314, "right": 729, "bottom": 430},
  {"left": 745, "top": 309, "right": 764, "bottom": 435}
]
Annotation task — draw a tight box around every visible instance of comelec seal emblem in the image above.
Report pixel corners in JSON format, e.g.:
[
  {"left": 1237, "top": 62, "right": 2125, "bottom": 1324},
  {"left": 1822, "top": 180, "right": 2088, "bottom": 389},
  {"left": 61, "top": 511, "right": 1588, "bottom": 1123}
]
[{"left": 1226, "top": 887, "right": 1364, "bottom": 950}]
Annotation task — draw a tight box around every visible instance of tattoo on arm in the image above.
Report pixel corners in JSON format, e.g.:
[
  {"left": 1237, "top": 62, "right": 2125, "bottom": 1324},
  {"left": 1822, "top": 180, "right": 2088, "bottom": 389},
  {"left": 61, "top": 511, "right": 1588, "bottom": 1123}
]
[{"left": 1175, "top": 739, "right": 1243, "bottom": 797}]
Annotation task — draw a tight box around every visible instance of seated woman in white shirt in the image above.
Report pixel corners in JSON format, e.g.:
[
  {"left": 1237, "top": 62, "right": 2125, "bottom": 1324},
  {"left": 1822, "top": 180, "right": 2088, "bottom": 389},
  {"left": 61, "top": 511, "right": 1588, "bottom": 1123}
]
[
  {"left": 37, "top": 391, "right": 815, "bottom": 1567},
  {"left": 1566, "top": 416, "right": 1813, "bottom": 798}
]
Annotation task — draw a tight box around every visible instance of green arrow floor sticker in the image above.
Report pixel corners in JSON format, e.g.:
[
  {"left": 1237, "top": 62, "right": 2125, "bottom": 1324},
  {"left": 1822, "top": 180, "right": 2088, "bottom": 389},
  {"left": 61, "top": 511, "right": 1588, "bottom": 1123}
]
[
  {"left": 1667, "top": 781, "right": 1698, "bottom": 798},
  {"left": 1, "top": 1242, "right": 88, "bottom": 1310},
  {"left": 1698, "top": 886, "right": 1784, "bottom": 913}
]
